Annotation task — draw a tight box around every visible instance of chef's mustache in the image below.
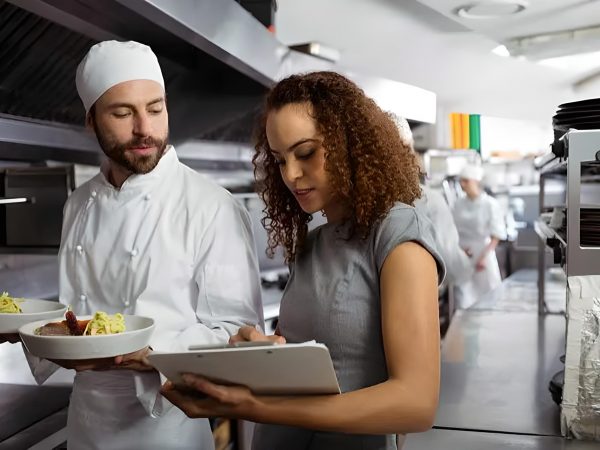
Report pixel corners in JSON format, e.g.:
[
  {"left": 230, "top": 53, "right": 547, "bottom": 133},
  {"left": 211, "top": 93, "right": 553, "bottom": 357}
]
[{"left": 124, "top": 136, "right": 164, "bottom": 149}]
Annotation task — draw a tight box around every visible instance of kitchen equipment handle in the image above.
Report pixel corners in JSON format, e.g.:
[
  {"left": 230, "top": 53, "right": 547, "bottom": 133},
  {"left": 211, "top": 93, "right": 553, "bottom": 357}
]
[{"left": 0, "top": 197, "right": 35, "bottom": 205}]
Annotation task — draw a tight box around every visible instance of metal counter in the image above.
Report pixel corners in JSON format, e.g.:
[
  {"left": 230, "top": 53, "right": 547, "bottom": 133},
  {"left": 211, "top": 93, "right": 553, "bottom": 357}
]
[
  {"left": 468, "top": 268, "right": 566, "bottom": 313},
  {"left": 436, "top": 310, "right": 565, "bottom": 435},
  {"left": 404, "top": 428, "right": 598, "bottom": 450},
  {"left": 0, "top": 343, "right": 73, "bottom": 449},
  {"left": 410, "top": 269, "right": 579, "bottom": 449}
]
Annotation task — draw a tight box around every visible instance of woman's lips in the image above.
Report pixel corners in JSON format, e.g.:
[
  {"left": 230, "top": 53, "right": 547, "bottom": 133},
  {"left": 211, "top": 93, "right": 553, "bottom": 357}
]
[{"left": 293, "top": 188, "right": 314, "bottom": 200}]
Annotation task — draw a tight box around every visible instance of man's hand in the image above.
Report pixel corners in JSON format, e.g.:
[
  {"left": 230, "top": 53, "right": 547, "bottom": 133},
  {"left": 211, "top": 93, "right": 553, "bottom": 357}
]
[
  {"left": 476, "top": 258, "right": 486, "bottom": 272},
  {"left": 113, "top": 346, "right": 154, "bottom": 372},
  {"left": 0, "top": 334, "right": 21, "bottom": 344},
  {"left": 50, "top": 346, "right": 154, "bottom": 372},
  {"left": 229, "top": 326, "right": 286, "bottom": 345}
]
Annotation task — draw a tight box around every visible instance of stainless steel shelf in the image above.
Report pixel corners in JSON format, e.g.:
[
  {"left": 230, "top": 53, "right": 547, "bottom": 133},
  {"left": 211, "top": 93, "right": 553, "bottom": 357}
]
[
  {"left": 0, "top": 247, "right": 59, "bottom": 255},
  {"left": 534, "top": 219, "right": 567, "bottom": 249},
  {"left": 540, "top": 160, "right": 567, "bottom": 177}
]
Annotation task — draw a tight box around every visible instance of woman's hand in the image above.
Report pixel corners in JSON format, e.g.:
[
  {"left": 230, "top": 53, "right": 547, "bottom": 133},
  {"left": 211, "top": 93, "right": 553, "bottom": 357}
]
[
  {"left": 229, "top": 325, "right": 286, "bottom": 345},
  {"left": 161, "top": 374, "right": 258, "bottom": 419}
]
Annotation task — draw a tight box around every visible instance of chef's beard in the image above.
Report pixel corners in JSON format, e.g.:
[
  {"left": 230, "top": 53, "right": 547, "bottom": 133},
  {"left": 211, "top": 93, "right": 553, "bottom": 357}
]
[{"left": 93, "top": 124, "right": 168, "bottom": 175}]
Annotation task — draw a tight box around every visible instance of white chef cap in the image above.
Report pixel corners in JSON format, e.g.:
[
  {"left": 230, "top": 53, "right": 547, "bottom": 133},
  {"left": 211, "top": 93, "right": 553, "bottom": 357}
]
[
  {"left": 76, "top": 40, "right": 165, "bottom": 113},
  {"left": 391, "top": 114, "right": 414, "bottom": 148},
  {"left": 459, "top": 164, "right": 484, "bottom": 182}
]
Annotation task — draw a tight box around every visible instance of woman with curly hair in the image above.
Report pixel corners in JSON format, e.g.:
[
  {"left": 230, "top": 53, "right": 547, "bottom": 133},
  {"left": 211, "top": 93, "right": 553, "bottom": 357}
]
[{"left": 162, "top": 71, "right": 445, "bottom": 450}]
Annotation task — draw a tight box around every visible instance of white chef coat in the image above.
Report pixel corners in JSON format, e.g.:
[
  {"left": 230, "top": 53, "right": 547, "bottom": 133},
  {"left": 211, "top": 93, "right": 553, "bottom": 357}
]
[
  {"left": 452, "top": 192, "right": 507, "bottom": 309},
  {"left": 415, "top": 186, "right": 472, "bottom": 285},
  {"left": 27, "top": 146, "right": 263, "bottom": 449}
]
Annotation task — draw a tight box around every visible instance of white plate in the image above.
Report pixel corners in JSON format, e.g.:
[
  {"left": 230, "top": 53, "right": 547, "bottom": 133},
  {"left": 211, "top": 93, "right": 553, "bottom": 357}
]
[
  {"left": 19, "top": 315, "right": 155, "bottom": 360},
  {"left": 0, "top": 299, "right": 68, "bottom": 334}
]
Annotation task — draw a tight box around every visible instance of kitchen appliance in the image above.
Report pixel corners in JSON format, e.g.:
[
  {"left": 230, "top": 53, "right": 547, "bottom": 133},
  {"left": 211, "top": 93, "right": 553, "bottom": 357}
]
[
  {"left": 0, "top": 165, "right": 74, "bottom": 250},
  {"left": 536, "top": 127, "right": 600, "bottom": 440}
]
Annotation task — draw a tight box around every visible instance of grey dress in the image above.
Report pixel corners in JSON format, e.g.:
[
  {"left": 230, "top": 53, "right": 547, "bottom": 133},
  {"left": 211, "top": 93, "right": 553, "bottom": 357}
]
[{"left": 252, "top": 203, "right": 445, "bottom": 450}]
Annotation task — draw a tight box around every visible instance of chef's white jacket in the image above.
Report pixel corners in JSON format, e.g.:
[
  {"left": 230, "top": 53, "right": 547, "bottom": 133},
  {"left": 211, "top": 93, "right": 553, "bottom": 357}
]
[
  {"left": 27, "top": 146, "right": 263, "bottom": 449},
  {"left": 416, "top": 186, "right": 472, "bottom": 285},
  {"left": 452, "top": 192, "right": 507, "bottom": 309}
]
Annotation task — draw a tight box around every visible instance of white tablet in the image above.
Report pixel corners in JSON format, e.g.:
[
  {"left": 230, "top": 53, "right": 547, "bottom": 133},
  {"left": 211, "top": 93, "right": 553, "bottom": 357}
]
[{"left": 148, "top": 342, "right": 341, "bottom": 395}]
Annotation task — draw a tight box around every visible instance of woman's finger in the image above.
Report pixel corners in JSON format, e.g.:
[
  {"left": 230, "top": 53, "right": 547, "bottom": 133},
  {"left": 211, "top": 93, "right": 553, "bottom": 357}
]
[
  {"left": 181, "top": 374, "right": 253, "bottom": 406},
  {"left": 230, "top": 325, "right": 266, "bottom": 343},
  {"left": 181, "top": 374, "right": 228, "bottom": 400}
]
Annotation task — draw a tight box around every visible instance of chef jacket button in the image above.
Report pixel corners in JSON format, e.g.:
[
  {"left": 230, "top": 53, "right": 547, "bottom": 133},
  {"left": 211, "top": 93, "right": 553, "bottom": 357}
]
[
  {"left": 144, "top": 194, "right": 151, "bottom": 201},
  {"left": 91, "top": 191, "right": 97, "bottom": 198},
  {"left": 124, "top": 300, "right": 130, "bottom": 307},
  {"left": 76, "top": 245, "right": 83, "bottom": 254},
  {"left": 80, "top": 294, "right": 87, "bottom": 302},
  {"left": 130, "top": 248, "right": 139, "bottom": 257}
]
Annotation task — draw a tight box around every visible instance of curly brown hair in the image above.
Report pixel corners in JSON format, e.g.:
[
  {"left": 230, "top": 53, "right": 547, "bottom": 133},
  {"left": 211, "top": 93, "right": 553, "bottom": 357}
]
[{"left": 253, "top": 71, "right": 422, "bottom": 263}]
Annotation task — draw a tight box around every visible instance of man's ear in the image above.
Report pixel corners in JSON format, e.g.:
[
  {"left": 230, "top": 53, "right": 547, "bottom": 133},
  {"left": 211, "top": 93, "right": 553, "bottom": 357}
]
[{"left": 85, "top": 112, "right": 95, "bottom": 132}]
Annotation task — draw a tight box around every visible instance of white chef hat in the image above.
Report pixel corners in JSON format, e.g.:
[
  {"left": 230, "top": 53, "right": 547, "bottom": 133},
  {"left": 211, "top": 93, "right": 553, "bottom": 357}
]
[
  {"left": 76, "top": 40, "right": 165, "bottom": 113},
  {"left": 391, "top": 114, "right": 414, "bottom": 148},
  {"left": 459, "top": 164, "right": 484, "bottom": 182}
]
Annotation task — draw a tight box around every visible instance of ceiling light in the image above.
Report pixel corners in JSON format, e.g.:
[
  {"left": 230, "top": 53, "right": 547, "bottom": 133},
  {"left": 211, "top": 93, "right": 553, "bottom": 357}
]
[
  {"left": 492, "top": 45, "right": 510, "bottom": 57},
  {"left": 455, "top": 1, "right": 528, "bottom": 19},
  {"left": 289, "top": 42, "right": 341, "bottom": 63},
  {"left": 537, "top": 50, "right": 600, "bottom": 73}
]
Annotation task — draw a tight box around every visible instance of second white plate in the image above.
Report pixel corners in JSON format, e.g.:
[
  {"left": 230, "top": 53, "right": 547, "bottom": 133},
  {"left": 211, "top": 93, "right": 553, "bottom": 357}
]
[{"left": 19, "top": 315, "right": 155, "bottom": 360}]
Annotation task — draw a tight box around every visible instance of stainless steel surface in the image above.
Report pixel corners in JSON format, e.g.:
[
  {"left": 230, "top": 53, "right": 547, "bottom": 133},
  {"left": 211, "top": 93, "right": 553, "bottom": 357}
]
[
  {"left": 437, "top": 310, "right": 565, "bottom": 436},
  {"left": 0, "top": 256, "right": 59, "bottom": 299},
  {"left": 20, "top": 0, "right": 433, "bottom": 122},
  {"left": 0, "top": 342, "right": 72, "bottom": 449},
  {"left": 2, "top": 0, "right": 435, "bottom": 166},
  {"left": 0, "top": 115, "right": 101, "bottom": 165},
  {"left": 469, "top": 269, "right": 566, "bottom": 314},
  {"left": 0, "top": 407, "right": 67, "bottom": 450},
  {"left": 6, "top": 0, "right": 120, "bottom": 41},
  {"left": 2, "top": 166, "right": 73, "bottom": 248},
  {"left": 0, "top": 342, "right": 73, "bottom": 447},
  {"left": 121, "top": 0, "right": 436, "bottom": 123},
  {"left": 564, "top": 130, "right": 600, "bottom": 277},
  {"left": 118, "top": 0, "right": 303, "bottom": 87},
  {"left": 0, "top": 384, "right": 70, "bottom": 444},
  {"left": 535, "top": 218, "right": 567, "bottom": 315},
  {"left": 0, "top": 114, "right": 97, "bottom": 151},
  {"left": 536, "top": 169, "right": 568, "bottom": 315},
  {"left": 535, "top": 218, "right": 567, "bottom": 248},
  {"left": 404, "top": 428, "right": 599, "bottom": 450}
]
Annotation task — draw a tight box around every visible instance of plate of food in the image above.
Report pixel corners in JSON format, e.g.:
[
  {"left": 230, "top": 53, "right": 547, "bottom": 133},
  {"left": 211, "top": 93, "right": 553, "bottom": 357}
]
[
  {"left": 0, "top": 292, "right": 68, "bottom": 334},
  {"left": 19, "top": 310, "right": 155, "bottom": 360}
]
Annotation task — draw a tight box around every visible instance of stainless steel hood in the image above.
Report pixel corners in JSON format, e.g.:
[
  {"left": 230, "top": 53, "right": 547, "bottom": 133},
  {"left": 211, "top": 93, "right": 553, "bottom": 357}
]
[{"left": 0, "top": 0, "right": 435, "bottom": 167}]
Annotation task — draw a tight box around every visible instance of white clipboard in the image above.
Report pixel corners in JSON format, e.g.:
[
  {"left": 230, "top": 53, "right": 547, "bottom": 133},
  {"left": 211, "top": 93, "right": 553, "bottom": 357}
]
[{"left": 148, "top": 342, "right": 341, "bottom": 395}]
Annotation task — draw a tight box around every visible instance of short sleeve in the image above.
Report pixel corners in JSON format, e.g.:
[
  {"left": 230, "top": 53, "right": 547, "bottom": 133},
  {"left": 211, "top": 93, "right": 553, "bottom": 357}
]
[
  {"left": 488, "top": 197, "right": 507, "bottom": 240},
  {"left": 374, "top": 204, "right": 446, "bottom": 284}
]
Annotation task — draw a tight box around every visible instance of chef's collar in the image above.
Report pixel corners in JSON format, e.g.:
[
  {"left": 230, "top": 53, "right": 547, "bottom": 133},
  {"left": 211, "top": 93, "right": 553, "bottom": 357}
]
[
  {"left": 98, "top": 145, "right": 177, "bottom": 191},
  {"left": 466, "top": 191, "right": 486, "bottom": 203}
]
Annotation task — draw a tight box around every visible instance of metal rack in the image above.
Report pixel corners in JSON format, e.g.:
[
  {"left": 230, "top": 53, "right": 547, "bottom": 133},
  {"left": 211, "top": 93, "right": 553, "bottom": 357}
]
[{"left": 536, "top": 129, "right": 600, "bottom": 315}]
